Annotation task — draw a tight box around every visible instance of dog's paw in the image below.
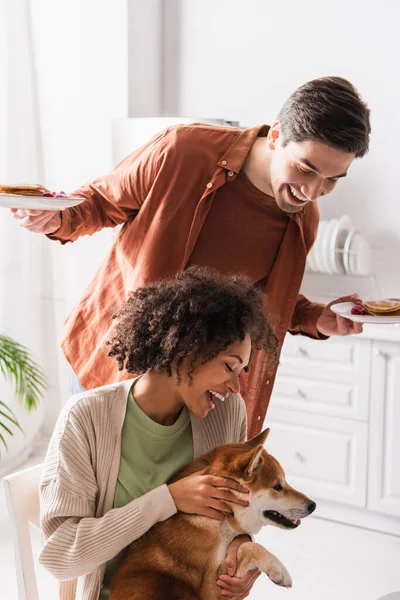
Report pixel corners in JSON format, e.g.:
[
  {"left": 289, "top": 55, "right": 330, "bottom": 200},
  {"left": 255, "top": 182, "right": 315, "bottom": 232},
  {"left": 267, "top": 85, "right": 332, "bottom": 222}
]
[{"left": 267, "top": 561, "right": 292, "bottom": 588}]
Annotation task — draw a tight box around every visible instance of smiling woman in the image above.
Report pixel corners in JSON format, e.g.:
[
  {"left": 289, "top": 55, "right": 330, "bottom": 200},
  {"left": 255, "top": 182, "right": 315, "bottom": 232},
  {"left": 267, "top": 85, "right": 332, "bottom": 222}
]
[{"left": 39, "top": 266, "right": 278, "bottom": 600}]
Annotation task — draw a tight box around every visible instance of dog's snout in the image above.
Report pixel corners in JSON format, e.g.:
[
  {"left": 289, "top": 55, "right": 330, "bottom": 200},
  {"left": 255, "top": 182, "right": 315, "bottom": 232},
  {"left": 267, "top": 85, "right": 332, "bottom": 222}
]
[{"left": 308, "top": 501, "right": 316, "bottom": 514}]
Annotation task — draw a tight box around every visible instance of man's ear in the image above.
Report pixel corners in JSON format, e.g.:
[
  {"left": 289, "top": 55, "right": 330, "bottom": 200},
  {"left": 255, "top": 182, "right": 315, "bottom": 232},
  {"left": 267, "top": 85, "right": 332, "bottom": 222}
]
[
  {"left": 244, "top": 445, "right": 264, "bottom": 478},
  {"left": 247, "top": 428, "right": 270, "bottom": 448},
  {"left": 268, "top": 121, "right": 281, "bottom": 150}
]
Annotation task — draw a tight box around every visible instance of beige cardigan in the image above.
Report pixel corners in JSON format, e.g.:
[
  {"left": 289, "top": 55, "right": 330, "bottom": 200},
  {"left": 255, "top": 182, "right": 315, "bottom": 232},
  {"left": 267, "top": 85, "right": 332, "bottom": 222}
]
[{"left": 39, "top": 379, "right": 247, "bottom": 600}]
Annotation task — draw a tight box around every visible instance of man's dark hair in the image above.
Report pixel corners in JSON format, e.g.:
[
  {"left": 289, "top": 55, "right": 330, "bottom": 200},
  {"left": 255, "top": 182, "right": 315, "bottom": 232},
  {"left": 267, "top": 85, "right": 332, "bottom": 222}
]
[
  {"left": 277, "top": 76, "right": 371, "bottom": 158},
  {"left": 106, "top": 266, "right": 278, "bottom": 382}
]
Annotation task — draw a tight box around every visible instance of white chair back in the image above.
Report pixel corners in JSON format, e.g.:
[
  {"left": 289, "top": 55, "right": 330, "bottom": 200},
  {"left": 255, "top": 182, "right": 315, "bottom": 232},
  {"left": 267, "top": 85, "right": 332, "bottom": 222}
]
[{"left": 3, "top": 463, "right": 43, "bottom": 600}]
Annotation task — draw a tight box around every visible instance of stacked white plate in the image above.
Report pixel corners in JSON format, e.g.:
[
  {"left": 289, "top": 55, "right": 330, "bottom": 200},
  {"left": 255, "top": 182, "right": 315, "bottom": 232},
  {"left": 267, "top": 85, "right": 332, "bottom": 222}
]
[{"left": 306, "top": 216, "right": 372, "bottom": 276}]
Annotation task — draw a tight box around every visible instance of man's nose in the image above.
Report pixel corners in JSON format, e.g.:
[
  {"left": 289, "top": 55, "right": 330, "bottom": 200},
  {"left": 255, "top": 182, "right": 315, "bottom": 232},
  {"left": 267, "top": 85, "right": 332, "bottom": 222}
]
[{"left": 302, "top": 180, "right": 323, "bottom": 202}]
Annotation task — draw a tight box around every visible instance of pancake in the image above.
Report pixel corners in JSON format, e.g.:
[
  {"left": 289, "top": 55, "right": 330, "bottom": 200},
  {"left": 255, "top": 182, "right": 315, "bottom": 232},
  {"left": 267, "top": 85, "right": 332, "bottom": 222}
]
[
  {"left": 0, "top": 183, "right": 48, "bottom": 197},
  {"left": 364, "top": 298, "right": 400, "bottom": 315}
]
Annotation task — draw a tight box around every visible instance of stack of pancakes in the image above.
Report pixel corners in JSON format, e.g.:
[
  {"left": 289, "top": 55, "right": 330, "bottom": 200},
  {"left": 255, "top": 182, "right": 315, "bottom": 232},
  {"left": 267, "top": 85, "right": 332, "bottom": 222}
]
[
  {"left": 0, "top": 184, "right": 48, "bottom": 196},
  {"left": 364, "top": 299, "right": 400, "bottom": 317}
]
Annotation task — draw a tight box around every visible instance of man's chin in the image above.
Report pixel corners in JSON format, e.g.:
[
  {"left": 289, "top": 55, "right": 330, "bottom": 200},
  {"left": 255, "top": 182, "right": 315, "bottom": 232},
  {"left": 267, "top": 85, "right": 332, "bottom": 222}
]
[{"left": 276, "top": 198, "right": 303, "bottom": 214}]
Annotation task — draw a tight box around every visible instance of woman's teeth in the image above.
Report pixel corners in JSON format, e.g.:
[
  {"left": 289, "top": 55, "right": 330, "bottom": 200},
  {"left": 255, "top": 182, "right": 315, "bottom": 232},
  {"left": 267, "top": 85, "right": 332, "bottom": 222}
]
[
  {"left": 289, "top": 185, "right": 308, "bottom": 202},
  {"left": 209, "top": 390, "right": 226, "bottom": 402}
]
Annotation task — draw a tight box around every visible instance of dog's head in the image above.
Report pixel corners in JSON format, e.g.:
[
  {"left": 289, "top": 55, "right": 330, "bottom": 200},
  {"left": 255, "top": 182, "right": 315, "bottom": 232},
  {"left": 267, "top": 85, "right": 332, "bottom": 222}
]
[{"left": 206, "top": 429, "right": 316, "bottom": 535}]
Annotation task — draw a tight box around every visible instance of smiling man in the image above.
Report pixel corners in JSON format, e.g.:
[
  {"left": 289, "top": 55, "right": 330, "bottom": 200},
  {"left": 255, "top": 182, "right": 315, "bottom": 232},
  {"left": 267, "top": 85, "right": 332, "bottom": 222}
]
[{"left": 13, "top": 76, "right": 371, "bottom": 436}]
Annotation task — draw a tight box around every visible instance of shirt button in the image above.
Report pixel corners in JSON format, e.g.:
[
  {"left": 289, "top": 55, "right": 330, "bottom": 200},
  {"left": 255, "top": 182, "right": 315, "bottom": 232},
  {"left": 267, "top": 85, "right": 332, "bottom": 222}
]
[
  {"left": 228, "top": 171, "right": 234, "bottom": 177},
  {"left": 257, "top": 415, "right": 261, "bottom": 420},
  {"left": 267, "top": 380, "right": 270, "bottom": 385},
  {"left": 206, "top": 182, "right": 213, "bottom": 188},
  {"left": 221, "top": 160, "right": 227, "bottom": 166}
]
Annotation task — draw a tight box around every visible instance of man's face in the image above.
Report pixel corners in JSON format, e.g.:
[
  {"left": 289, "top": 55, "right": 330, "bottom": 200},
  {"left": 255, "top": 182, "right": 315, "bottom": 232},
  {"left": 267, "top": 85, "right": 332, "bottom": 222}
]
[{"left": 268, "top": 123, "right": 355, "bottom": 214}]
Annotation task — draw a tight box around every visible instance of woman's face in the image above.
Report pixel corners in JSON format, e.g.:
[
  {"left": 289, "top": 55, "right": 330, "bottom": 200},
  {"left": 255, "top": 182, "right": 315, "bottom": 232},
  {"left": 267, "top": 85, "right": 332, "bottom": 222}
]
[{"left": 176, "top": 335, "right": 252, "bottom": 419}]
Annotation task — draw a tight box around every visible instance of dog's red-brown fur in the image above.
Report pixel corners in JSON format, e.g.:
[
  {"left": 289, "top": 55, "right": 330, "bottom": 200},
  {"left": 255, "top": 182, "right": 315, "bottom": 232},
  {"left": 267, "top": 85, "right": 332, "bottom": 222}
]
[{"left": 109, "top": 429, "right": 315, "bottom": 600}]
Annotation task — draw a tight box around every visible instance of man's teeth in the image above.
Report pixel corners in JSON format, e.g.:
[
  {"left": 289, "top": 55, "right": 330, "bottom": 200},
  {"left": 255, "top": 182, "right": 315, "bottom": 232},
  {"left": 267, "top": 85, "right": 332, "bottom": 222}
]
[
  {"left": 209, "top": 390, "right": 226, "bottom": 402},
  {"left": 289, "top": 185, "right": 308, "bottom": 202}
]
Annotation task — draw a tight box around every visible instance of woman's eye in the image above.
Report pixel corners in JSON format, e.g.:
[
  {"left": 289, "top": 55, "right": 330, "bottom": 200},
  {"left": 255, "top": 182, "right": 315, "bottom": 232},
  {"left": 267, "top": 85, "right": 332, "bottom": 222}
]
[
  {"left": 273, "top": 483, "right": 283, "bottom": 491},
  {"left": 225, "top": 363, "right": 233, "bottom": 373}
]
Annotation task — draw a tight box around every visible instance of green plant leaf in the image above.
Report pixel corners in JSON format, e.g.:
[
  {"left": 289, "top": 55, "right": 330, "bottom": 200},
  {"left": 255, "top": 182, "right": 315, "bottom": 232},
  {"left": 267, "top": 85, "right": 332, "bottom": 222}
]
[{"left": 0, "top": 334, "right": 47, "bottom": 455}]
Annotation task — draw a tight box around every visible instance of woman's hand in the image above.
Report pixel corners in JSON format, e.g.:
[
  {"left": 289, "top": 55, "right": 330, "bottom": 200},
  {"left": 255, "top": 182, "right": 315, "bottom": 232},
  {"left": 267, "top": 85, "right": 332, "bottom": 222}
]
[
  {"left": 217, "top": 535, "right": 260, "bottom": 598},
  {"left": 167, "top": 469, "right": 249, "bottom": 520}
]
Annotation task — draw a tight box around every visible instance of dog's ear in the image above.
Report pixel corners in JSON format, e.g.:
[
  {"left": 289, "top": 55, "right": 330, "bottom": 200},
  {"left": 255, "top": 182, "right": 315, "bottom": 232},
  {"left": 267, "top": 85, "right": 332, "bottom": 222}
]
[
  {"left": 247, "top": 428, "right": 270, "bottom": 448},
  {"left": 244, "top": 445, "right": 264, "bottom": 477}
]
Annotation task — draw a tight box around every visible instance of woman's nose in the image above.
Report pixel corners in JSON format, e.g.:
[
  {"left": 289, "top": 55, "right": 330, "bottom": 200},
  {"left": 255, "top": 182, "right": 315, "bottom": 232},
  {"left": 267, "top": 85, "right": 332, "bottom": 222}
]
[{"left": 227, "top": 372, "right": 240, "bottom": 394}]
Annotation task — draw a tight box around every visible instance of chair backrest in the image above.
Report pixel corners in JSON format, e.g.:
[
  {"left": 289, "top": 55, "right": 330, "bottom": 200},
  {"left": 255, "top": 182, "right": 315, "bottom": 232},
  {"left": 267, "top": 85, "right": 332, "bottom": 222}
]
[{"left": 2, "top": 463, "right": 43, "bottom": 600}]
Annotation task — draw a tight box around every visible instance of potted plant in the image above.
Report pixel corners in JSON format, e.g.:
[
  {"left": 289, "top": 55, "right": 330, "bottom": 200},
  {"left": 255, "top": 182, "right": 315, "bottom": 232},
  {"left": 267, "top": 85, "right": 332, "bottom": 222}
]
[{"left": 0, "top": 334, "right": 47, "bottom": 456}]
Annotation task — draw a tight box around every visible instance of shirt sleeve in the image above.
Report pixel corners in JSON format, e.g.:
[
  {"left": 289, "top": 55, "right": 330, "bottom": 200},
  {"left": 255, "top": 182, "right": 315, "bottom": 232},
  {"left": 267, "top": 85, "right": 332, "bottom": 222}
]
[
  {"left": 46, "top": 129, "right": 167, "bottom": 244},
  {"left": 287, "top": 293, "right": 328, "bottom": 339}
]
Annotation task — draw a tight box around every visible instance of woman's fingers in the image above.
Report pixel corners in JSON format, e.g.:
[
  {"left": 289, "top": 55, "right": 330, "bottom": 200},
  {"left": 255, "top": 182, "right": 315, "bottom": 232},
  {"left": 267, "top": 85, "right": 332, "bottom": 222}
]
[
  {"left": 210, "top": 488, "right": 249, "bottom": 506},
  {"left": 204, "top": 475, "right": 249, "bottom": 494}
]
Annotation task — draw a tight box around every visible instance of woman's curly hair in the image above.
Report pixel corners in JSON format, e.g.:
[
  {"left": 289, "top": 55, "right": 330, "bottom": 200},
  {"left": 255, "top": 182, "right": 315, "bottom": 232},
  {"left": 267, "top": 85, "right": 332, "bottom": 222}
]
[{"left": 106, "top": 266, "right": 278, "bottom": 382}]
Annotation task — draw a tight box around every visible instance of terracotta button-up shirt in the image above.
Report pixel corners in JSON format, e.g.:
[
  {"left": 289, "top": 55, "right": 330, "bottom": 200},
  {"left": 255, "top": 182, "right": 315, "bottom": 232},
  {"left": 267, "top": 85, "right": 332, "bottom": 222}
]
[{"left": 49, "top": 123, "right": 324, "bottom": 436}]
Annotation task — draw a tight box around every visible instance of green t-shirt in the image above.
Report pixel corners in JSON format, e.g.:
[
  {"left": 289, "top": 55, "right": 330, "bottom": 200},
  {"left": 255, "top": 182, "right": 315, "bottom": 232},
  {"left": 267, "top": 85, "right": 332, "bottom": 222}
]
[{"left": 100, "top": 392, "right": 193, "bottom": 598}]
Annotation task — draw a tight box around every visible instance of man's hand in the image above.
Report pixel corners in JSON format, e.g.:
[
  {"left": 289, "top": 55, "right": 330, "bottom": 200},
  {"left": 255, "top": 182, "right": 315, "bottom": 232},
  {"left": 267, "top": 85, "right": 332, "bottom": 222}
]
[
  {"left": 11, "top": 208, "right": 62, "bottom": 234},
  {"left": 217, "top": 535, "right": 260, "bottom": 599},
  {"left": 316, "top": 293, "right": 363, "bottom": 337}
]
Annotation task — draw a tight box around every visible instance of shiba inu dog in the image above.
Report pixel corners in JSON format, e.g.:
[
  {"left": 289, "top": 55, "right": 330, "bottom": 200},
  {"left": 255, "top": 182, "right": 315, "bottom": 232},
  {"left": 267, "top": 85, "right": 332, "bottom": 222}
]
[{"left": 109, "top": 428, "right": 316, "bottom": 600}]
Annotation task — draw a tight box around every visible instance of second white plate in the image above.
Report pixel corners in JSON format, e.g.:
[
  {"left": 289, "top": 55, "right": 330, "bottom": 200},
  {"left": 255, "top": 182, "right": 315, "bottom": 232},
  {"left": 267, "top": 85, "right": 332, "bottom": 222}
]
[{"left": 331, "top": 302, "right": 400, "bottom": 324}]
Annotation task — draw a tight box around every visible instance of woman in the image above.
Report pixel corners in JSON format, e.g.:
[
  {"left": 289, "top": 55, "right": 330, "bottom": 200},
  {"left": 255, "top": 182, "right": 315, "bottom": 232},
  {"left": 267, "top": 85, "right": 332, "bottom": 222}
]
[{"left": 39, "top": 267, "right": 278, "bottom": 600}]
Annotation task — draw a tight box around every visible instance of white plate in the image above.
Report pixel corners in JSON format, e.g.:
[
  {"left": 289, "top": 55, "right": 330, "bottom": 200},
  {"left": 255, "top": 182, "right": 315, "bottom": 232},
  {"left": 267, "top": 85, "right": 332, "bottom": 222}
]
[
  {"left": 314, "top": 221, "right": 329, "bottom": 273},
  {"left": 321, "top": 219, "right": 337, "bottom": 274},
  {"left": 0, "top": 194, "right": 84, "bottom": 210},
  {"left": 348, "top": 232, "right": 372, "bottom": 276},
  {"left": 343, "top": 227, "right": 357, "bottom": 275},
  {"left": 331, "top": 302, "right": 400, "bottom": 324},
  {"left": 329, "top": 214, "right": 353, "bottom": 274}
]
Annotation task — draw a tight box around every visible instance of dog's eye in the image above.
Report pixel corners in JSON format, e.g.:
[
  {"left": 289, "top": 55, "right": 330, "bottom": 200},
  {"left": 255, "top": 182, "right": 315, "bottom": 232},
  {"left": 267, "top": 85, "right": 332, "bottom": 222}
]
[{"left": 273, "top": 483, "right": 283, "bottom": 491}]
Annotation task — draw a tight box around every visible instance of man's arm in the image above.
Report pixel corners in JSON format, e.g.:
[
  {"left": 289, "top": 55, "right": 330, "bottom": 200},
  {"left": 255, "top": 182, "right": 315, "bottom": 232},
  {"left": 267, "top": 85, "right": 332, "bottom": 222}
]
[
  {"left": 289, "top": 293, "right": 363, "bottom": 338},
  {"left": 12, "top": 129, "right": 167, "bottom": 243}
]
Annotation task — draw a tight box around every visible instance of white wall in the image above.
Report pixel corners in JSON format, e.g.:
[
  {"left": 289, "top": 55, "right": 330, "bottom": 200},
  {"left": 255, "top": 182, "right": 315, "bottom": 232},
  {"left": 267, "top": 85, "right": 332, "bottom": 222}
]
[
  {"left": 178, "top": 0, "right": 400, "bottom": 298},
  {"left": 31, "top": 0, "right": 128, "bottom": 430}
]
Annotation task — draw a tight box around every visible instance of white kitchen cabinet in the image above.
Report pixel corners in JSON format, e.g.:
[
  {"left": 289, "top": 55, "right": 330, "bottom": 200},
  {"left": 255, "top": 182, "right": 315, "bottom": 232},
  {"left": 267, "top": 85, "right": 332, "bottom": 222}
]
[
  {"left": 368, "top": 341, "right": 400, "bottom": 518},
  {"left": 266, "top": 408, "right": 368, "bottom": 506},
  {"left": 266, "top": 329, "right": 400, "bottom": 535}
]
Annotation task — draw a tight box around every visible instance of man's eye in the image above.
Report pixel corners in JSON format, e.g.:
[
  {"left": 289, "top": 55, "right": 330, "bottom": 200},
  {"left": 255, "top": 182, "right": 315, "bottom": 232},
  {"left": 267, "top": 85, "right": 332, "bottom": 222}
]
[
  {"left": 273, "top": 483, "right": 283, "bottom": 491},
  {"left": 225, "top": 364, "right": 233, "bottom": 373},
  {"left": 297, "top": 166, "right": 313, "bottom": 175}
]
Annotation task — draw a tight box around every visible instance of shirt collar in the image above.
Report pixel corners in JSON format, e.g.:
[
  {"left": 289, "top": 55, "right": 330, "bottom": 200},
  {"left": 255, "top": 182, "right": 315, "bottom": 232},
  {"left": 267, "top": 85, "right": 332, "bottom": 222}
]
[{"left": 217, "top": 124, "right": 270, "bottom": 173}]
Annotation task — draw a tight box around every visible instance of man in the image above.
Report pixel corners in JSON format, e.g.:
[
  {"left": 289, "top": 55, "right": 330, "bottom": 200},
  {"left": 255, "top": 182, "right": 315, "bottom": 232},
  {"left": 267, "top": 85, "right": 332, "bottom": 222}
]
[{"left": 13, "top": 76, "right": 371, "bottom": 436}]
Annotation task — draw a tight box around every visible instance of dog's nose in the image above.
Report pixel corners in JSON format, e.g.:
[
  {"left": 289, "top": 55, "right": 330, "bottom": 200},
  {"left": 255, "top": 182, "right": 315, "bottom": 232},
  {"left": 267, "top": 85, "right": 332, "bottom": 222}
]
[{"left": 308, "top": 501, "right": 317, "bottom": 514}]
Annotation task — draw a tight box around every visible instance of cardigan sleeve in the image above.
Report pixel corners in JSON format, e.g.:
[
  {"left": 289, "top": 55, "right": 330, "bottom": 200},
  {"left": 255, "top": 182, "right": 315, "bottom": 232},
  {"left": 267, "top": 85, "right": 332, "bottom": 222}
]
[
  {"left": 39, "top": 480, "right": 176, "bottom": 580},
  {"left": 38, "top": 396, "right": 176, "bottom": 581}
]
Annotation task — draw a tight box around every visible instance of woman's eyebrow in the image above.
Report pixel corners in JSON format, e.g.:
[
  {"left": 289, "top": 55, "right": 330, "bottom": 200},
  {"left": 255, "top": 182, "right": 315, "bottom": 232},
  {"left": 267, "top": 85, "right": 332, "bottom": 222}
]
[{"left": 228, "top": 354, "right": 243, "bottom": 363}]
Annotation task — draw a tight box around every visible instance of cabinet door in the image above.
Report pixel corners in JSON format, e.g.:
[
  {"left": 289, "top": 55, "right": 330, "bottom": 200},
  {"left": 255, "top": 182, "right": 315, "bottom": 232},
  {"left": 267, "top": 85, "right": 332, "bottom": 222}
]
[
  {"left": 266, "top": 408, "right": 368, "bottom": 507},
  {"left": 368, "top": 341, "right": 400, "bottom": 517}
]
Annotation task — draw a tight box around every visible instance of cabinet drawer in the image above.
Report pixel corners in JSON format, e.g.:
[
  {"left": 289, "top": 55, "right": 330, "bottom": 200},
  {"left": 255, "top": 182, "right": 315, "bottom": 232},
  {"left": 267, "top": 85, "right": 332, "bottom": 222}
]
[
  {"left": 271, "top": 374, "right": 369, "bottom": 421},
  {"left": 265, "top": 408, "right": 368, "bottom": 507},
  {"left": 279, "top": 335, "right": 371, "bottom": 383}
]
